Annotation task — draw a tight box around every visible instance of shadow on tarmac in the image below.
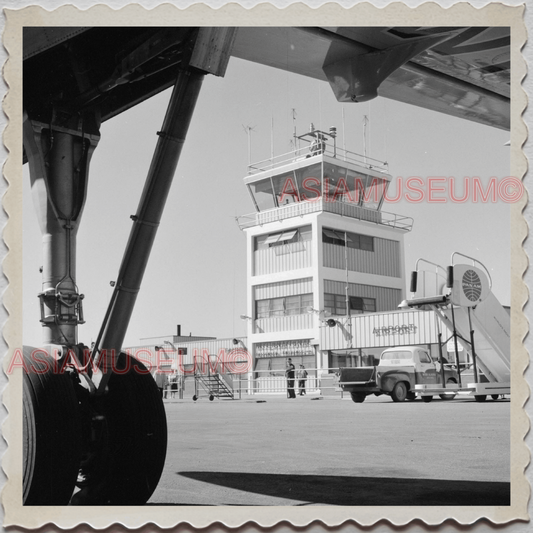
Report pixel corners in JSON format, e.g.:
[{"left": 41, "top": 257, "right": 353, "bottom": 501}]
[{"left": 177, "top": 471, "right": 510, "bottom": 506}]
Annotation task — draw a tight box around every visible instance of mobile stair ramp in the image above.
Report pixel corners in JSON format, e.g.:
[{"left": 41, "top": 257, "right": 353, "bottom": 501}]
[
  {"left": 403, "top": 253, "right": 510, "bottom": 400},
  {"left": 193, "top": 371, "right": 234, "bottom": 401},
  {"left": 436, "top": 290, "right": 510, "bottom": 385}
]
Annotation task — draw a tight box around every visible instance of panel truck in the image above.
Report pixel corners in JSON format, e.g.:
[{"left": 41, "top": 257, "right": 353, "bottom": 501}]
[{"left": 339, "top": 346, "right": 459, "bottom": 403}]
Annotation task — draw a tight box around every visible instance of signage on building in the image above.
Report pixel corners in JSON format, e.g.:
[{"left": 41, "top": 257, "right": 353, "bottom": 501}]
[
  {"left": 255, "top": 340, "right": 315, "bottom": 358},
  {"left": 373, "top": 324, "right": 418, "bottom": 337},
  {"left": 322, "top": 309, "right": 440, "bottom": 350}
]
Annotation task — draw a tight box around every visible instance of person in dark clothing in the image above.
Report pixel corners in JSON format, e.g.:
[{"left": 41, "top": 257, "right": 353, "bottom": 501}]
[{"left": 285, "top": 358, "right": 296, "bottom": 398}]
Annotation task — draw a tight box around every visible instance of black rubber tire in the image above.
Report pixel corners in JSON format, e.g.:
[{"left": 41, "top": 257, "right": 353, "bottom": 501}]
[
  {"left": 491, "top": 394, "right": 500, "bottom": 400},
  {"left": 209, "top": 395, "right": 215, "bottom": 401},
  {"left": 23, "top": 346, "right": 82, "bottom": 505},
  {"left": 421, "top": 395, "right": 433, "bottom": 403},
  {"left": 192, "top": 395, "right": 198, "bottom": 401},
  {"left": 475, "top": 395, "right": 487, "bottom": 402},
  {"left": 439, "top": 379, "right": 457, "bottom": 401},
  {"left": 72, "top": 353, "right": 167, "bottom": 505},
  {"left": 350, "top": 392, "right": 366, "bottom": 403},
  {"left": 391, "top": 382, "right": 408, "bottom": 403},
  {"left": 406, "top": 391, "right": 417, "bottom": 401}
]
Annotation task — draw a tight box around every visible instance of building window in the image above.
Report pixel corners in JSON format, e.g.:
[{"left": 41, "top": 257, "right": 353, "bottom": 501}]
[
  {"left": 255, "top": 225, "right": 312, "bottom": 251},
  {"left": 256, "top": 294, "right": 313, "bottom": 318},
  {"left": 324, "top": 293, "right": 376, "bottom": 316},
  {"left": 322, "top": 228, "right": 374, "bottom": 252}
]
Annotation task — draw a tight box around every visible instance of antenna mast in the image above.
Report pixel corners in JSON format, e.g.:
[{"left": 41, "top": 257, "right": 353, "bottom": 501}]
[
  {"left": 242, "top": 124, "right": 256, "bottom": 171},
  {"left": 342, "top": 107, "right": 346, "bottom": 160},
  {"left": 363, "top": 115, "right": 369, "bottom": 164},
  {"left": 291, "top": 108, "right": 297, "bottom": 151},
  {"left": 271, "top": 115, "right": 274, "bottom": 167}
]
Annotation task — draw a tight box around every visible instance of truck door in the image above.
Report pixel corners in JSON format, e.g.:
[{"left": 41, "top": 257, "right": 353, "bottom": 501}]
[{"left": 416, "top": 350, "right": 438, "bottom": 384}]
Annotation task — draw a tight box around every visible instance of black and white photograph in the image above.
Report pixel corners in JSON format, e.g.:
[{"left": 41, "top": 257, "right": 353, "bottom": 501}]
[{"left": 1, "top": 1, "right": 530, "bottom": 530}]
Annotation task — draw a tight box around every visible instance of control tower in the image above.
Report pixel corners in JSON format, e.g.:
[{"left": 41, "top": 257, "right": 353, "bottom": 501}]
[{"left": 237, "top": 126, "right": 413, "bottom": 376}]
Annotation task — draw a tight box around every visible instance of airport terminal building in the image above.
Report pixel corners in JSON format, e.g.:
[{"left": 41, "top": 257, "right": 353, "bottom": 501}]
[{"left": 126, "top": 134, "right": 473, "bottom": 394}]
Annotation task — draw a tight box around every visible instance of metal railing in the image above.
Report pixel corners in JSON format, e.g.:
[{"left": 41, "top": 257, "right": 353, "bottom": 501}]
[
  {"left": 236, "top": 198, "right": 413, "bottom": 231},
  {"left": 247, "top": 142, "right": 389, "bottom": 175},
  {"left": 226, "top": 367, "right": 344, "bottom": 396}
]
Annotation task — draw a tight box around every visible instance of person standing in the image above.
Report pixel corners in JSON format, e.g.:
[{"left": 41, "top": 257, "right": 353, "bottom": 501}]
[
  {"left": 297, "top": 364, "right": 308, "bottom": 396},
  {"left": 285, "top": 358, "right": 296, "bottom": 398}
]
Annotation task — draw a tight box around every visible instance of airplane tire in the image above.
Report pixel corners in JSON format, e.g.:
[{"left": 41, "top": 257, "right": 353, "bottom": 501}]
[
  {"left": 72, "top": 353, "right": 167, "bottom": 505},
  {"left": 491, "top": 394, "right": 500, "bottom": 400},
  {"left": 350, "top": 392, "right": 366, "bottom": 403},
  {"left": 23, "top": 347, "right": 82, "bottom": 505},
  {"left": 391, "top": 382, "right": 408, "bottom": 402},
  {"left": 209, "top": 395, "right": 215, "bottom": 401},
  {"left": 475, "top": 395, "right": 487, "bottom": 402},
  {"left": 421, "top": 395, "right": 433, "bottom": 403},
  {"left": 192, "top": 395, "right": 198, "bottom": 401},
  {"left": 406, "top": 391, "right": 417, "bottom": 401}
]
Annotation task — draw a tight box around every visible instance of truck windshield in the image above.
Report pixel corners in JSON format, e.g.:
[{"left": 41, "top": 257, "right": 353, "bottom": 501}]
[{"left": 381, "top": 351, "right": 412, "bottom": 360}]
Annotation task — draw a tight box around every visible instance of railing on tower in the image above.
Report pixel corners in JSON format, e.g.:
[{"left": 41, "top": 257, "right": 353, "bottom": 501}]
[
  {"left": 247, "top": 138, "right": 389, "bottom": 176},
  {"left": 236, "top": 199, "right": 413, "bottom": 231}
]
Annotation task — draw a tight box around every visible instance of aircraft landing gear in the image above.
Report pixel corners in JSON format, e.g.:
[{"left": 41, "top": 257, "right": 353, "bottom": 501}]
[
  {"left": 23, "top": 347, "right": 82, "bottom": 505},
  {"left": 72, "top": 353, "right": 167, "bottom": 505},
  {"left": 23, "top": 350, "right": 167, "bottom": 505}
]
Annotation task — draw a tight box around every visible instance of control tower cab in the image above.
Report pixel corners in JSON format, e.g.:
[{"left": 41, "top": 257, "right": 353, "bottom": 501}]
[{"left": 240, "top": 126, "right": 411, "bottom": 230}]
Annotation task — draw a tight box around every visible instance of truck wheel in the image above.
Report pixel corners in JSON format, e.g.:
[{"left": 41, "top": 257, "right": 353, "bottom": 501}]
[
  {"left": 23, "top": 347, "right": 82, "bottom": 505},
  {"left": 475, "top": 395, "right": 487, "bottom": 402},
  {"left": 350, "top": 392, "right": 366, "bottom": 403},
  {"left": 421, "top": 395, "right": 433, "bottom": 403},
  {"left": 406, "top": 391, "right": 416, "bottom": 401},
  {"left": 391, "top": 382, "right": 408, "bottom": 402},
  {"left": 71, "top": 353, "right": 167, "bottom": 505},
  {"left": 439, "top": 378, "right": 457, "bottom": 400}
]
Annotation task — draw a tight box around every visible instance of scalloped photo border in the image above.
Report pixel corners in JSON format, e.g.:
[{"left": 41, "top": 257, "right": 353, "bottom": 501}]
[{"left": 1, "top": 1, "right": 529, "bottom": 529}]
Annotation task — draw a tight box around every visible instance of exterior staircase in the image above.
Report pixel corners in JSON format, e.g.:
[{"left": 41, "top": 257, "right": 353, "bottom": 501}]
[{"left": 194, "top": 372, "right": 234, "bottom": 400}]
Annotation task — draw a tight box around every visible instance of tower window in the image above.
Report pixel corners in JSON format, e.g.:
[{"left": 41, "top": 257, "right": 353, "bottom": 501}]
[
  {"left": 256, "top": 293, "right": 313, "bottom": 318},
  {"left": 324, "top": 293, "right": 376, "bottom": 315},
  {"left": 255, "top": 225, "right": 312, "bottom": 251},
  {"left": 322, "top": 228, "right": 374, "bottom": 252}
]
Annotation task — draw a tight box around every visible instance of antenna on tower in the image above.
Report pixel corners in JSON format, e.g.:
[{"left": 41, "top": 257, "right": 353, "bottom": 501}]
[
  {"left": 362, "top": 115, "right": 369, "bottom": 164},
  {"left": 290, "top": 108, "right": 297, "bottom": 151},
  {"left": 242, "top": 124, "right": 256, "bottom": 171},
  {"left": 270, "top": 115, "right": 274, "bottom": 167},
  {"left": 342, "top": 107, "right": 347, "bottom": 161}
]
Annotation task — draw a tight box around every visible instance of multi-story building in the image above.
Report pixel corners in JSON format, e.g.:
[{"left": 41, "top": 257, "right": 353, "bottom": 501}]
[{"left": 236, "top": 127, "right": 413, "bottom": 379}]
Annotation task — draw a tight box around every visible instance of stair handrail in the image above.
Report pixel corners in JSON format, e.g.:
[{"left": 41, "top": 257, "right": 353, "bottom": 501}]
[{"left": 451, "top": 252, "right": 493, "bottom": 290}]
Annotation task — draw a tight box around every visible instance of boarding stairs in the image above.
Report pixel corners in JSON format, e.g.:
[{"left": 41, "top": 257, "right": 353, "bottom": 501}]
[
  {"left": 408, "top": 254, "right": 511, "bottom": 399},
  {"left": 194, "top": 371, "right": 234, "bottom": 401},
  {"left": 435, "top": 291, "right": 510, "bottom": 384}
]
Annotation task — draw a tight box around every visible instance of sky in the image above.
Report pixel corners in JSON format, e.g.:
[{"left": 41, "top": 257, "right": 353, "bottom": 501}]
[{"left": 22, "top": 54, "right": 511, "bottom": 348}]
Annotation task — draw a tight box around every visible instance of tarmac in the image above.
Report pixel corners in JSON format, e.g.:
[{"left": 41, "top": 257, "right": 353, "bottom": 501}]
[{"left": 149, "top": 392, "right": 511, "bottom": 506}]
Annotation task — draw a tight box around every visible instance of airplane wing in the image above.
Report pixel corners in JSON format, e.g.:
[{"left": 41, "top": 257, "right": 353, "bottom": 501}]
[
  {"left": 23, "top": 26, "right": 510, "bottom": 133},
  {"left": 231, "top": 27, "right": 510, "bottom": 130}
]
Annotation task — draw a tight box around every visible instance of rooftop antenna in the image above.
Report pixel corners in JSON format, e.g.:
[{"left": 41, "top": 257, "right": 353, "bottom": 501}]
[
  {"left": 291, "top": 108, "right": 297, "bottom": 151},
  {"left": 362, "top": 115, "right": 369, "bottom": 164},
  {"left": 342, "top": 107, "right": 347, "bottom": 161},
  {"left": 242, "top": 124, "right": 256, "bottom": 171},
  {"left": 271, "top": 114, "right": 274, "bottom": 167}
]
